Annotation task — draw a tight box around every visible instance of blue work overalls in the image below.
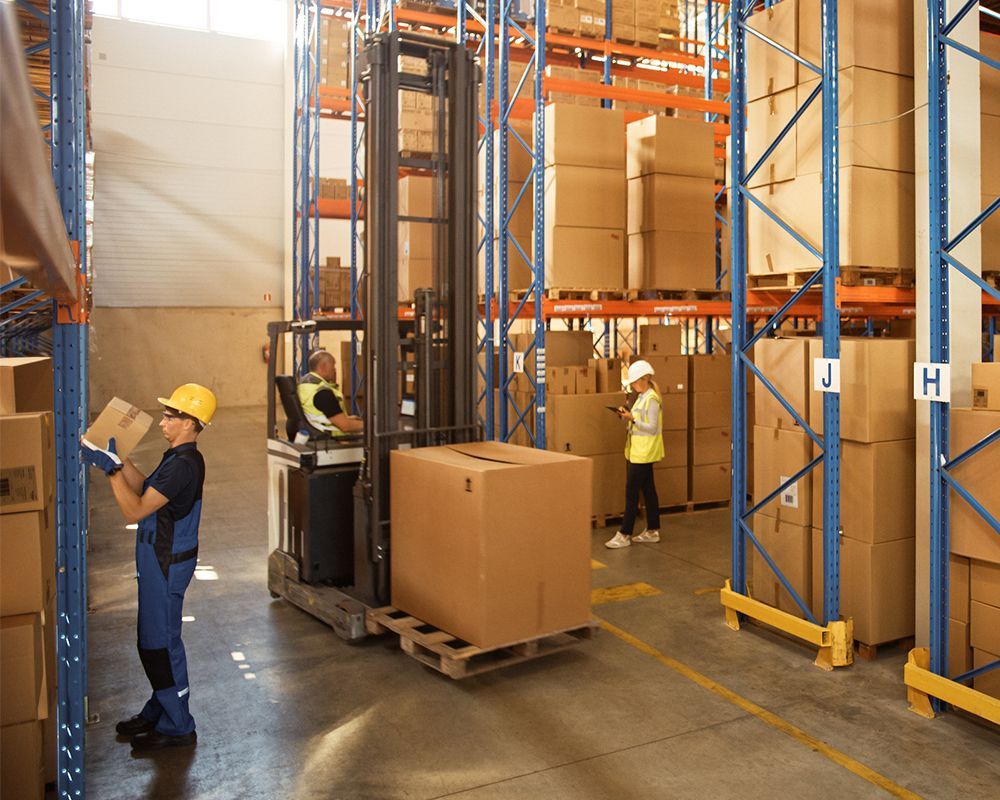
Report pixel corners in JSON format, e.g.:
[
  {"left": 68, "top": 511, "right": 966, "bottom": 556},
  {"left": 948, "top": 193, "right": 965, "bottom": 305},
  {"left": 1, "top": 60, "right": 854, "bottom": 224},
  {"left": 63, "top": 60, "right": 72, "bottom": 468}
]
[{"left": 136, "top": 442, "right": 205, "bottom": 736}]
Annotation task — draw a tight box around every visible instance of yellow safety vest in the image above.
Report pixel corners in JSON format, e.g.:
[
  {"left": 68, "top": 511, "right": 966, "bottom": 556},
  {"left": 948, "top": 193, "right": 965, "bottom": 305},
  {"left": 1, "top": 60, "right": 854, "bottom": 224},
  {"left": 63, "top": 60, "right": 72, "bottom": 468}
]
[
  {"left": 297, "top": 372, "right": 350, "bottom": 436},
  {"left": 624, "top": 388, "right": 664, "bottom": 464}
]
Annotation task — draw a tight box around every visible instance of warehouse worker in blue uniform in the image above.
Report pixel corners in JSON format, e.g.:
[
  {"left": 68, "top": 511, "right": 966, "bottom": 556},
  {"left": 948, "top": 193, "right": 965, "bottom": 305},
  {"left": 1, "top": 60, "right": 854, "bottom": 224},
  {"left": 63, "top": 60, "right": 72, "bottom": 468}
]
[
  {"left": 297, "top": 349, "right": 363, "bottom": 434},
  {"left": 81, "top": 383, "right": 216, "bottom": 751}
]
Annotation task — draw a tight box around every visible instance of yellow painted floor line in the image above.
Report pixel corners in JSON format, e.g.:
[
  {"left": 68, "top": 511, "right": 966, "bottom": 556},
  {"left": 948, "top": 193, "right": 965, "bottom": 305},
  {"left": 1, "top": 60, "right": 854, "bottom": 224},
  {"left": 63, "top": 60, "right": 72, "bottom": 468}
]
[
  {"left": 598, "top": 618, "right": 922, "bottom": 800},
  {"left": 591, "top": 582, "right": 662, "bottom": 606},
  {"left": 693, "top": 586, "right": 721, "bottom": 596},
  {"left": 591, "top": 559, "right": 607, "bottom": 570}
]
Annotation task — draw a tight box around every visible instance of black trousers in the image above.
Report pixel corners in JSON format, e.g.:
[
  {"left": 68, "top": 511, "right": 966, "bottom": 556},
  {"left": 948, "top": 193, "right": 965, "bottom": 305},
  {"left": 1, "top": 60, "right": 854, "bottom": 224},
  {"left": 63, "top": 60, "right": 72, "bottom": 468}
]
[{"left": 620, "top": 461, "right": 660, "bottom": 536}]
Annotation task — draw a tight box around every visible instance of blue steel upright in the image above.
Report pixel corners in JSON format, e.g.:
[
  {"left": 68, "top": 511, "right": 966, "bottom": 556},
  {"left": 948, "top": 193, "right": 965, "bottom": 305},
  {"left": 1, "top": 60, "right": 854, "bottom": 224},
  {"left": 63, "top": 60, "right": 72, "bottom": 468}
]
[{"left": 51, "top": 1, "right": 89, "bottom": 795}]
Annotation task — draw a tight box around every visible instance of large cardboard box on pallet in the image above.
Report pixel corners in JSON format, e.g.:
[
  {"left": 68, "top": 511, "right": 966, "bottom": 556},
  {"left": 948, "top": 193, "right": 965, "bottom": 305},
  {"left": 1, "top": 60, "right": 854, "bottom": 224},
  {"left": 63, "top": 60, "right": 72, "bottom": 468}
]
[
  {"left": 971, "top": 560, "right": 1000, "bottom": 608},
  {"left": 746, "top": 87, "right": 798, "bottom": 188},
  {"left": 797, "top": 68, "right": 915, "bottom": 175},
  {"left": 546, "top": 165, "right": 626, "bottom": 229},
  {"left": 691, "top": 462, "right": 730, "bottom": 504},
  {"left": 691, "top": 427, "right": 731, "bottom": 466},
  {"left": 689, "top": 354, "right": 730, "bottom": 393},
  {"left": 661, "top": 392, "right": 689, "bottom": 431},
  {"left": 750, "top": 513, "right": 811, "bottom": 617},
  {"left": 0, "top": 721, "right": 44, "bottom": 800},
  {"left": 798, "top": 0, "right": 914, "bottom": 79},
  {"left": 546, "top": 392, "right": 627, "bottom": 456},
  {"left": 970, "top": 601, "right": 1000, "bottom": 655},
  {"left": 692, "top": 392, "right": 731, "bottom": 429},
  {"left": 638, "top": 323, "right": 682, "bottom": 356},
  {"left": 0, "top": 412, "right": 54, "bottom": 515},
  {"left": 810, "top": 530, "right": 915, "bottom": 645},
  {"left": 746, "top": 0, "right": 798, "bottom": 103},
  {"left": 626, "top": 174, "right": 715, "bottom": 233},
  {"left": 807, "top": 338, "right": 915, "bottom": 442},
  {"left": 627, "top": 230, "right": 716, "bottom": 291},
  {"left": 753, "top": 337, "right": 811, "bottom": 430},
  {"left": 0, "top": 357, "right": 52, "bottom": 415},
  {"left": 548, "top": 226, "right": 626, "bottom": 289},
  {"left": 753, "top": 425, "right": 812, "bottom": 527},
  {"left": 654, "top": 464, "right": 688, "bottom": 507},
  {"left": 949, "top": 408, "right": 1000, "bottom": 564},
  {"left": 0, "top": 613, "right": 48, "bottom": 726},
  {"left": 625, "top": 115, "right": 715, "bottom": 179},
  {"left": 543, "top": 104, "right": 625, "bottom": 169},
  {"left": 662, "top": 428, "right": 687, "bottom": 470},
  {"left": 510, "top": 330, "right": 593, "bottom": 382},
  {"left": 642, "top": 354, "right": 688, "bottom": 394},
  {"left": 810, "top": 438, "right": 914, "bottom": 544},
  {"left": 390, "top": 442, "right": 592, "bottom": 649}
]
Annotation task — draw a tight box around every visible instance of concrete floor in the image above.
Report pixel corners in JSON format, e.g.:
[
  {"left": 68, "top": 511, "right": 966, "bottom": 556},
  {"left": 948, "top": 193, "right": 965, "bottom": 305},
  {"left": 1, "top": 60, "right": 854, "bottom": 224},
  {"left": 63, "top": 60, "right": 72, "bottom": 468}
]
[{"left": 84, "top": 408, "right": 1000, "bottom": 799}]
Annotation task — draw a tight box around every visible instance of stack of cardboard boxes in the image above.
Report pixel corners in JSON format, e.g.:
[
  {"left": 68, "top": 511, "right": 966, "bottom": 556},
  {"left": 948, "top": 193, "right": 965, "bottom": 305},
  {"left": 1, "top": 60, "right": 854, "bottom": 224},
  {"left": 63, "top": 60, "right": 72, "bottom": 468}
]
[
  {"left": 398, "top": 175, "right": 434, "bottom": 301},
  {"left": 399, "top": 56, "right": 434, "bottom": 155},
  {"left": 319, "top": 16, "right": 350, "bottom": 90},
  {"left": 807, "top": 338, "right": 916, "bottom": 645},
  {"left": 545, "top": 64, "right": 602, "bottom": 106},
  {"left": 318, "top": 177, "right": 349, "bottom": 201},
  {"left": 0, "top": 357, "right": 56, "bottom": 799},
  {"left": 543, "top": 104, "right": 626, "bottom": 289},
  {"left": 746, "top": 0, "right": 916, "bottom": 285},
  {"left": 612, "top": 75, "right": 672, "bottom": 115},
  {"left": 982, "top": 32, "right": 1000, "bottom": 272},
  {"left": 318, "top": 257, "right": 351, "bottom": 310},
  {"left": 626, "top": 115, "right": 717, "bottom": 290},
  {"left": 950, "top": 362, "right": 1000, "bottom": 697},
  {"left": 612, "top": 0, "right": 636, "bottom": 43},
  {"left": 688, "top": 353, "right": 732, "bottom": 504}
]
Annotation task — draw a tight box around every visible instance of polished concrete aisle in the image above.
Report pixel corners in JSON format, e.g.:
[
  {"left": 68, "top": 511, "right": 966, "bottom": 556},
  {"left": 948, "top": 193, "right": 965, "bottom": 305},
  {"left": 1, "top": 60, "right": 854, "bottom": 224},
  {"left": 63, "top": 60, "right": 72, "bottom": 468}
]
[{"left": 84, "top": 408, "right": 999, "bottom": 799}]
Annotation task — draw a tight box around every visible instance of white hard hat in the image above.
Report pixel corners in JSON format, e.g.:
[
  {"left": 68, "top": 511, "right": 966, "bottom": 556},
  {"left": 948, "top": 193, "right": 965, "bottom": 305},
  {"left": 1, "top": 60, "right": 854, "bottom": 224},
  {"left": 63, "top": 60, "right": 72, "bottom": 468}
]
[{"left": 626, "top": 359, "right": 655, "bottom": 386}]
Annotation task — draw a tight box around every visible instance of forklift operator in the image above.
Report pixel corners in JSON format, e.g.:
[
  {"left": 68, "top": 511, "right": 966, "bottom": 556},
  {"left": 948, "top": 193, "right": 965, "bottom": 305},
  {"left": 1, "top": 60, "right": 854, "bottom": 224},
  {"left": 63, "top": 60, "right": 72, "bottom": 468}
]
[{"left": 297, "top": 349, "right": 363, "bottom": 435}]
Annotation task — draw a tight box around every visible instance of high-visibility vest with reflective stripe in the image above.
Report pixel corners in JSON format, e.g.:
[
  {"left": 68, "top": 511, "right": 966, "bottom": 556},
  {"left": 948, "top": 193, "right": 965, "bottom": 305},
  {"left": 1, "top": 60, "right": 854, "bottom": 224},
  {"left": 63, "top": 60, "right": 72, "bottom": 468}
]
[
  {"left": 624, "top": 387, "right": 664, "bottom": 464},
  {"left": 297, "top": 373, "right": 349, "bottom": 436}
]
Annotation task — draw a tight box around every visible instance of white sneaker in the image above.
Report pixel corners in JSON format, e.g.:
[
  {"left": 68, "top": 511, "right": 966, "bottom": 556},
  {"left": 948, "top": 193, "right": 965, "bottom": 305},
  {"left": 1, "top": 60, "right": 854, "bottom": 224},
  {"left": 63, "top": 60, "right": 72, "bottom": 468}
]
[
  {"left": 604, "top": 532, "right": 632, "bottom": 549},
  {"left": 632, "top": 530, "right": 660, "bottom": 543}
]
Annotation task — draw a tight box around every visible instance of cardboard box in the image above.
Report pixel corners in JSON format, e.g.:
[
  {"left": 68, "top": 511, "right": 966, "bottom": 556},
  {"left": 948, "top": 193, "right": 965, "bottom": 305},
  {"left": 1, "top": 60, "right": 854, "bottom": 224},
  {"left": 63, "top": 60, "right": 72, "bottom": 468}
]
[
  {"left": 625, "top": 115, "right": 715, "bottom": 179},
  {"left": 753, "top": 337, "right": 811, "bottom": 429},
  {"left": 950, "top": 408, "right": 1000, "bottom": 564},
  {"left": 746, "top": 87, "right": 798, "bottom": 188},
  {"left": 984, "top": 32, "right": 1000, "bottom": 116},
  {"left": 626, "top": 174, "right": 716, "bottom": 234},
  {"left": 0, "top": 721, "right": 44, "bottom": 800},
  {"left": 690, "top": 354, "right": 730, "bottom": 393},
  {"left": 746, "top": 0, "right": 798, "bottom": 102},
  {"left": 985, "top": 193, "right": 1000, "bottom": 272},
  {"left": 753, "top": 425, "right": 812, "bottom": 526},
  {"left": 751, "top": 513, "right": 811, "bottom": 617},
  {"left": 970, "top": 600, "right": 1000, "bottom": 655},
  {"left": 641, "top": 354, "right": 687, "bottom": 394},
  {"left": 973, "top": 648, "right": 1000, "bottom": 698},
  {"left": 799, "top": 0, "right": 913, "bottom": 78},
  {"left": 0, "top": 509, "right": 54, "bottom": 617},
  {"left": 0, "top": 358, "right": 52, "bottom": 415},
  {"left": 546, "top": 166, "right": 626, "bottom": 229},
  {"left": 692, "top": 392, "right": 731, "bottom": 429},
  {"left": 951, "top": 554, "right": 971, "bottom": 624},
  {"left": 0, "top": 614, "right": 47, "bottom": 726},
  {"left": 949, "top": 618, "right": 972, "bottom": 679},
  {"left": 627, "top": 230, "right": 716, "bottom": 291},
  {"left": 546, "top": 226, "right": 626, "bottom": 289},
  {"left": 972, "top": 362, "right": 1000, "bottom": 411},
  {"left": 808, "top": 338, "right": 915, "bottom": 442},
  {"left": 0, "top": 413, "right": 54, "bottom": 515},
  {"left": 591, "top": 453, "right": 626, "bottom": 519},
  {"left": 661, "top": 392, "right": 689, "bottom": 431},
  {"left": 811, "top": 530, "right": 915, "bottom": 644},
  {"left": 390, "top": 442, "right": 592, "bottom": 649},
  {"left": 590, "top": 357, "right": 625, "bottom": 393},
  {"left": 691, "top": 462, "right": 730, "bottom": 503},
  {"left": 544, "top": 104, "right": 625, "bottom": 170},
  {"left": 546, "top": 392, "right": 628, "bottom": 456},
  {"left": 661, "top": 428, "right": 687, "bottom": 469},
  {"left": 83, "top": 398, "right": 153, "bottom": 459},
  {"left": 511, "top": 330, "right": 594, "bottom": 378},
  {"left": 691, "top": 427, "right": 731, "bottom": 466},
  {"left": 797, "top": 68, "right": 915, "bottom": 175},
  {"left": 654, "top": 464, "right": 688, "bottom": 507},
  {"left": 575, "top": 365, "right": 598, "bottom": 394},
  {"left": 638, "top": 324, "right": 682, "bottom": 356},
  {"left": 810, "top": 438, "right": 915, "bottom": 544},
  {"left": 971, "top": 560, "right": 1000, "bottom": 609}
]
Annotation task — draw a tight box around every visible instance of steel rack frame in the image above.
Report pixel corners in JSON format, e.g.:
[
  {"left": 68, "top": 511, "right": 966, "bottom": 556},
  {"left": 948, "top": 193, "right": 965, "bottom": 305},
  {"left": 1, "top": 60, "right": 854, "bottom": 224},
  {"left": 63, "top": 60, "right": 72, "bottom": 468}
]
[
  {"left": 903, "top": 0, "right": 1000, "bottom": 726},
  {"left": 720, "top": 0, "right": 853, "bottom": 670}
]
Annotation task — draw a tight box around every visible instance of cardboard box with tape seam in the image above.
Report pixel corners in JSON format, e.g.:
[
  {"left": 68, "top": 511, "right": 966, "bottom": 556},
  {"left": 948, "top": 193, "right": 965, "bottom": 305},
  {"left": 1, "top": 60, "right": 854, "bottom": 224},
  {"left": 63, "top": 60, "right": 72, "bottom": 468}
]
[
  {"left": 0, "top": 357, "right": 52, "bottom": 415},
  {"left": 0, "top": 413, "right": 54, "bottom": 515},
  {"left": 83, "top": 398, "right": 153, "bottom": 459}
]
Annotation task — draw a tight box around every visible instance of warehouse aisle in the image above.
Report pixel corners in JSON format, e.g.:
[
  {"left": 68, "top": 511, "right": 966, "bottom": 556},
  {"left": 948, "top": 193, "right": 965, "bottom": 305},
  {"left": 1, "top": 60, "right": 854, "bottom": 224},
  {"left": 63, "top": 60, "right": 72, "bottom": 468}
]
[{"left": 83, "top": 410, "right": 999, "bottom": 800}]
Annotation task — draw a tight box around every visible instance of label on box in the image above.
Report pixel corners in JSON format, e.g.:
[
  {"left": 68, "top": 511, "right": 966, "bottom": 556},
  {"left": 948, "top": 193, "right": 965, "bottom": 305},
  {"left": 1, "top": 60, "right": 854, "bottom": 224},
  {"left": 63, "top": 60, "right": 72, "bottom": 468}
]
[
  {"left": 914, "top": 362, "right": 951, "bottom": 402},
  {"left": 0, "top": 467, "right": 38, "bottom": 507},
  {"left": 812, "top": 358, "right": 840, "bottom": 393},
  {"left": 779, "top": 474, "right": 799, "bottom": 509},
  {"left": 973, "top": 388, "right": 989, "bottom": 408}
]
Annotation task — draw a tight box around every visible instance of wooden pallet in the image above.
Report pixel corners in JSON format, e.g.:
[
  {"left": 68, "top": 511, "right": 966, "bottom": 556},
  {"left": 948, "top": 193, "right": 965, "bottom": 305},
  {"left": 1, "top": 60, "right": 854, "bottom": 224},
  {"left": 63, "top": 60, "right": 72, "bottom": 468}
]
[
  {"left": 855, "top": 636, "right": 915, "bottom": 662},
  {"left": 545, "top": 287, "right": 630, "bottom": 301},
  {"left": 627, "top": 288, "right": 731, "bottom": 301},
  {"left": 366, "top": 607, "right": 597, "bottom": 678},
  {"left": 748, "top": 269, "right": 915, "bottom": 290}
]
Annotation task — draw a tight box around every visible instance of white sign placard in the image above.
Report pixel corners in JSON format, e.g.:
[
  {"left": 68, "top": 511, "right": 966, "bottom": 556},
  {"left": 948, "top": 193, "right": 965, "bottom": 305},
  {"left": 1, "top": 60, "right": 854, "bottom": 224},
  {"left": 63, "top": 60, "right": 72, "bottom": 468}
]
[
  {"left": 913, "top": 362, "right": 951, "bottom": 403},
  {"left": 513, "top": 352, "right": 525, "bottom": 374},
  {"left": 779, "top": 475, "right": 799, "bottom": 509},
  {"left": 813, "top": 358, "right": 841, "bottom": 394}
]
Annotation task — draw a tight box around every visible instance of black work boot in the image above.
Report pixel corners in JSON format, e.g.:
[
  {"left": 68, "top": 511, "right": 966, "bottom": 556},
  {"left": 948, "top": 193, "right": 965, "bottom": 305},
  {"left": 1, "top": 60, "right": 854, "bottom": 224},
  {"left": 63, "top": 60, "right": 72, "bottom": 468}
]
[
  {"left": 131, "top": 730, "right": 197, "bottom": 751},
  {"left": 115, "top": 715, "right": 156, "bottom": 737}
]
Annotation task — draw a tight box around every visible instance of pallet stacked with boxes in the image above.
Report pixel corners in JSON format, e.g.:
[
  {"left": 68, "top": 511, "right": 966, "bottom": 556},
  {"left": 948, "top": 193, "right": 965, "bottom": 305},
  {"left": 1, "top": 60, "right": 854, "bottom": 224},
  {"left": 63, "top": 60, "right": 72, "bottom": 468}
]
[
  {"left": 746, "top": 0, "right": 916, "bottom": 288},
  {"left": 949, "top": 360, "right": 1000, "bottom": 697},
  {"left": 319, "top": 15, "right": 350, "bottom": 90},
  {"left": 398, "top": 174, "right": 433, "bottom": 302},
  {"left": 611, "top": 0, "right": 635, "bottom": 43},
  {"left": 807, "top": 338, "right": 916, "bottom": 650},
  {"left": 543, "top": 104, "right": 626, "bottom": 290},
  {"left": 399, "top": 56, "right": 434, "bottom": 155},
  {"left": 688, "top": 353, "right": 731, "bottom": 505},
  {"left": 318, "top": 257, "right": 352, "bottom": 311},
  {"left": 0, "top": 357, "right": 56, "bottom": 799},
  {"left": 611, "top": 75, "right": 671, "bottom": 116},
  {"left": 626, "top": 115, "right": 717, "bottom": 291},
  {"left": 982, "top": 31, "right": 1000, "bottom": 276},
  {"left": 544, "top": 64, "right": 602, "bottom": 106}
]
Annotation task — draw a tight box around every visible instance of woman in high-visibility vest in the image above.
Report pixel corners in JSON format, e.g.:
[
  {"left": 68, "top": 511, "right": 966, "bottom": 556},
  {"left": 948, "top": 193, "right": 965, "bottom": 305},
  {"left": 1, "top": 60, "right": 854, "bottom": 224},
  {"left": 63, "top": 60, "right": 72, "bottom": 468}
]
[{"left": 606, "top": 359, "right": 664, "bottom": 549}]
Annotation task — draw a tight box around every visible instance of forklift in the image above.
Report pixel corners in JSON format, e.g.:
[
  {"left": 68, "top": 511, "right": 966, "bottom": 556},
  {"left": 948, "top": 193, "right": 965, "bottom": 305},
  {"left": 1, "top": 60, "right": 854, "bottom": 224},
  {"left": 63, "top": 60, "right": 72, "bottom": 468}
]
[{"left": 266, "top": 30, "right": 480, "bottom": 641}]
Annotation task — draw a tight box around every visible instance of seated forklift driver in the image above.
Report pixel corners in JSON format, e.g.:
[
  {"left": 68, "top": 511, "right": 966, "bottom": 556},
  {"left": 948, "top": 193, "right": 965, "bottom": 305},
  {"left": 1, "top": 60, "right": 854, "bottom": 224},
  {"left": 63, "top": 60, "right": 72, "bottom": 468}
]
[{"left": 297, "top": 349, "right": 363, "bottom": 435}]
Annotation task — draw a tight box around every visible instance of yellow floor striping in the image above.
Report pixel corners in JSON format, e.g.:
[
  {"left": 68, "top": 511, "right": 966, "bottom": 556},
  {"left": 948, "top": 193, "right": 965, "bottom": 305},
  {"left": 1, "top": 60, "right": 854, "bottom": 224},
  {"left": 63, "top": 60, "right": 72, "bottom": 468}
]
[
  {"left": 598, "top": 619, "right": 922, "bottom": 800},
  {"left": 591, "top": 582, "right": 662, "bottom": 606},
  {"left": 693, "top": 586, "right": 722, "bottom": 596},
  {"left": 591, "top": 559, "right": 607, "bottom": 570}
]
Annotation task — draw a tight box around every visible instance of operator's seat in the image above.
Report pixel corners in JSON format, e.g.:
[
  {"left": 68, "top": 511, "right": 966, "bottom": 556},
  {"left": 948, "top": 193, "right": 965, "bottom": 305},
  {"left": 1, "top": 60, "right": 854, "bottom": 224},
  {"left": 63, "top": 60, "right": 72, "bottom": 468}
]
[{"left": 275, "top": 375, "right": 330, "bottom": 442}]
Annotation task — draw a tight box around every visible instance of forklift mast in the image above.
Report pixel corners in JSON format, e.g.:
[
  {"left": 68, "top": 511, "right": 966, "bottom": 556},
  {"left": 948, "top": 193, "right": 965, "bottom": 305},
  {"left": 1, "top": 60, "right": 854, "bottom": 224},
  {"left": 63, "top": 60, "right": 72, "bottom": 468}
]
[{"left": 352, "top": 31, "right": 480, "bottom": 606}]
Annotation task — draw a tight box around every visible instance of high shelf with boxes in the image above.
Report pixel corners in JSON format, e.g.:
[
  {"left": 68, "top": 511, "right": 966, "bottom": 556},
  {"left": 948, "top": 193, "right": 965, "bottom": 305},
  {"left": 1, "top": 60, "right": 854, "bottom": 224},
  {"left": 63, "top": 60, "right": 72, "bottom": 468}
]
[
  {"left": 1, "top": 1, "right": 91, "bottom": 797},
  {"left": 903, "top": 3, "right": 1000, "bottom": 726}
]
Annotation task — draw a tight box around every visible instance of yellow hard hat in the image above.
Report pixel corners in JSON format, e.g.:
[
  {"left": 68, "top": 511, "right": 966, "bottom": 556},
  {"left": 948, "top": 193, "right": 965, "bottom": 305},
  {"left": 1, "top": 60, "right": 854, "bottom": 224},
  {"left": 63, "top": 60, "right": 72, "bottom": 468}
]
[{"left": 157, "top": 383, "right": 217, "bottom": 426}]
